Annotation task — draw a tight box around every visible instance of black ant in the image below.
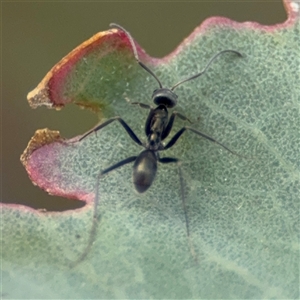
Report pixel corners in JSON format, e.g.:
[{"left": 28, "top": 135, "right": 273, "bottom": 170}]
[{"left": 71, "top": 23, "right": 242, "bottom": 265}]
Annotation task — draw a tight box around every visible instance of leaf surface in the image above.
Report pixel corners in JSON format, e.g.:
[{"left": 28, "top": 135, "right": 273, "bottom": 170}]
[{"left": 3, "top": 1, "right": 299, "bottom": 298}]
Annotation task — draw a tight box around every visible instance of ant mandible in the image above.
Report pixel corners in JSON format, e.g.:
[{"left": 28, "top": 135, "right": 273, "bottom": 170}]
[{"left": 72, "top": 23, "right": 242, "bottom": 265}]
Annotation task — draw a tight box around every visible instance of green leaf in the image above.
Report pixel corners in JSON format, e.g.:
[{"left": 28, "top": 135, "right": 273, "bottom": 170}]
[{"left": 3, "top": 1, "right": 299, "bottom": 298}]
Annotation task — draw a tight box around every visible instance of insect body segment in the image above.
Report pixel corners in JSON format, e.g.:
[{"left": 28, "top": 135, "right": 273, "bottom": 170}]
[
  {"left": 73, "top": 23, "right": 242, "bottom": 265},
  {"left": 147, "top": 105, "right": 169, "bottom": 149},
  {"left": 133, "top": 150, "right": 157, "bottom": 193},
  {"left": 152, "top": 88, "right": 178, "bottom": 107}
]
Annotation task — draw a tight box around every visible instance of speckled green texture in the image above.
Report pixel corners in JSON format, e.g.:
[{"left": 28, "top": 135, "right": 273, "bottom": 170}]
[
  {"left": 65, "top": 46, "right": 144, "bottom": 116},
  {"left": 4, "top": 15, "right": 300, "bottom": 299}
]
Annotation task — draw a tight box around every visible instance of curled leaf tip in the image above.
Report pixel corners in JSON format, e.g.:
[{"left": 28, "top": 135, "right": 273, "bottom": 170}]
[
  {"left": 27, "top": 86, "right": 57, "bottom": 109},
  {"left": 26, "top": 28, "right": 139, "bottom": 111},
  {"left": 20, "top": 128, "right": 63, "bottom": 166}
]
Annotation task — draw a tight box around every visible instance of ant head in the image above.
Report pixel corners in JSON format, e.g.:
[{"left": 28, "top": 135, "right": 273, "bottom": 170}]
[{"left": 152, "top": 88, "right": 178, "bottom": 108}]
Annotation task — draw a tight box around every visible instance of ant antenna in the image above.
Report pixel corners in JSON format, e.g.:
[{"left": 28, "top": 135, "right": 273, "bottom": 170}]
[
  {"left": 110, "top": 23, "right": 163, "bottom": 88},
  {"left": 110, "top": 23, "right": 242, "bottom": 94},
  {"left": 171, "top": 49, "right": 242, "bottom": 91}
]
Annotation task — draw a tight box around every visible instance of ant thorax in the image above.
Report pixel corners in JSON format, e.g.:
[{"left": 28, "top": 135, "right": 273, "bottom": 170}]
[{"left": 147, "top": 105, "right": 169, "bottom": 150}]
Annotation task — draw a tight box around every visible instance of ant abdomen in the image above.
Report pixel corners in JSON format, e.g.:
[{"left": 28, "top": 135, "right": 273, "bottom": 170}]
[{"left": 133, "top": 150, "right": 157, "bottom": 193}]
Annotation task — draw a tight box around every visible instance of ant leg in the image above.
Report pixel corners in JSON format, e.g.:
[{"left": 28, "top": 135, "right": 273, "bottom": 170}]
[
  {"left": 173, "top": 112, "right": 193, "bottom": 123},
  {"left": 70, "top": 155, "right": 137, "bottom": 267},
  {"left": 159, "top": 157, "right": 190, "bottom": 237},
  {"left": 163, "top": 126, "right": 238, "bottom": 156},
  {"left": 124, "top": 97, "right": 151, "bottom": 110},
  {"left": 162, "top": 111, "right": 193, "bottom": 140},
  {"left": 159, "top": 156, "right": 198, "bottom": 262},
  {"left": 130, "top": 102, "right": 152, "bottom": 110},
  {"left": 78, "top": 116, "right": 143, "bottom": 147}
]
